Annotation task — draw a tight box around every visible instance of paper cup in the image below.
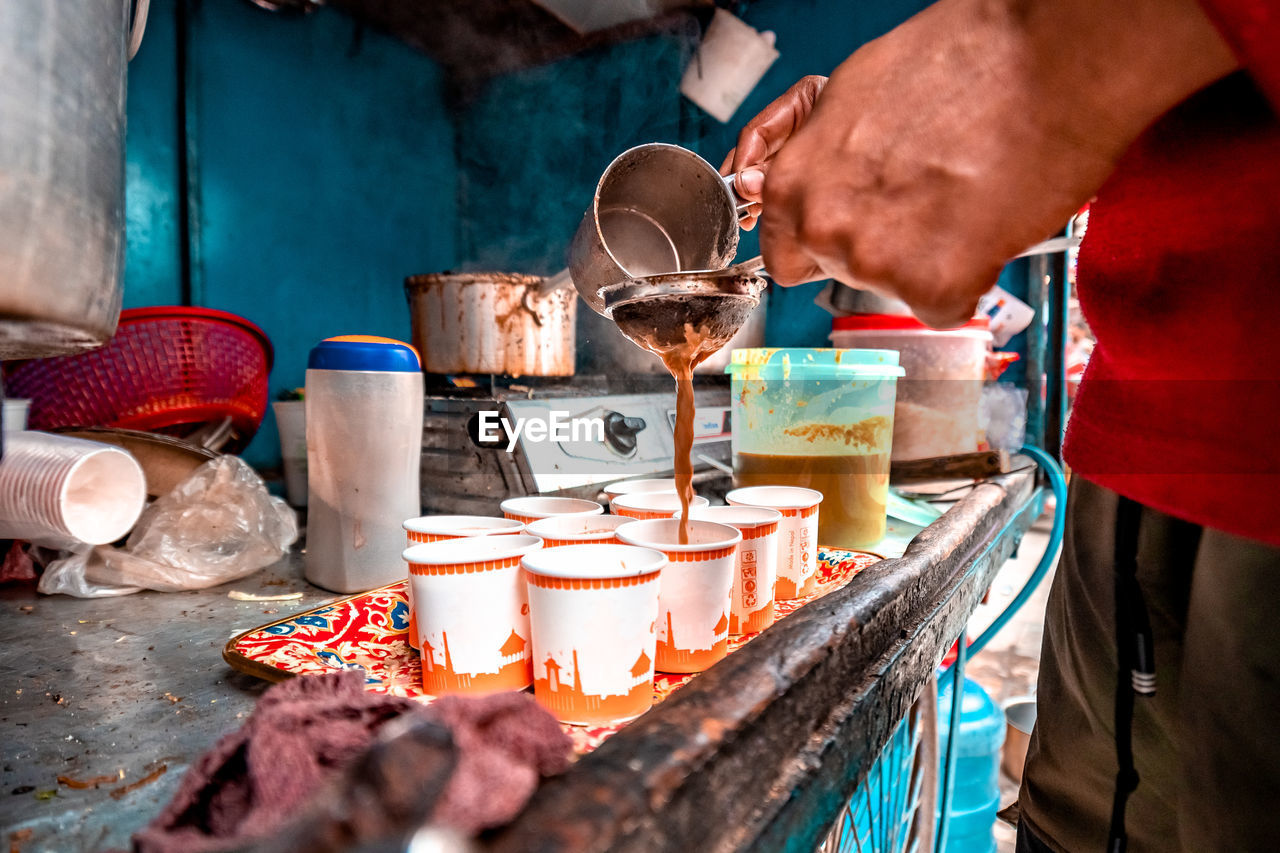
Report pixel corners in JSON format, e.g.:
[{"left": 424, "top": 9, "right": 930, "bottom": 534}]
[
  {"left": 402, "top": 515, "right": 527, "bottom": 651},
  {"left": 726, "top": 486, "right": 822, "bottom": 599},
  {"left": 0, "top": 432, "right": 147, "bottom": 547},
  {"left": 272, "top": 400, "right": 307, "bottom": 507},
  {"left": 404, "top": 515, "right": 526, "bottom": 544},
  {"left": 683, "top": 505, "right": 782, "bottom": 635},
  {"left": 524, "top": 514, "right": 633, "bottom": 547},
  {"left": 601, "top": 478, "right": 677, "bottom": 508},
  {"left": 522, "top": 544, "right": 664, "bottom": 726},
  {"left": 611, "top": 492, "right": 709, "bottom": 521},
  {"left": 616, "top": 519, "right": 741, "bottom": 674},
  {"left": 403, "top": 534, "right": 542, "bottom": 696},
  {"left": 500, "top": 496, "right": 603, "bottom": 525},
  {"left": 2, "top": 399, "right": 31, "bottom": 432}
]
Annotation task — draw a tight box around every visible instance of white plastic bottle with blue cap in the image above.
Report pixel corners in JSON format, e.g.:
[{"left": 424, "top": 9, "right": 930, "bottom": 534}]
[{"left": 305, "top": 336, "right": 423, "bottom": 592}]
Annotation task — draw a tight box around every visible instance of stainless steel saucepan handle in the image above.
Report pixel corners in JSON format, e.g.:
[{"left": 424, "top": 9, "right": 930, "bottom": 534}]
[
  {"left": 538, "top": 268, "right": 575, "bottom": 295},
  {"left": 1015, "top": 235, "right": 1082, "bottom": 258},
  {"left": 723, "top": 173, "right": 754, "bottom": 221}
]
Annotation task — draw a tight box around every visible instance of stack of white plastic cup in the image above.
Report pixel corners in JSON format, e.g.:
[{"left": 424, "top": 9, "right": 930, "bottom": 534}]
[{"left": 0, "top": 432, "right": 147, "bottom": 547}]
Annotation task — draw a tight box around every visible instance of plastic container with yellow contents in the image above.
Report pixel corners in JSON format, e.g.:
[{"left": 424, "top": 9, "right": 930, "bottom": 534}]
[{"left": 725, "top": 348, "right": 904, "bottom": 549}]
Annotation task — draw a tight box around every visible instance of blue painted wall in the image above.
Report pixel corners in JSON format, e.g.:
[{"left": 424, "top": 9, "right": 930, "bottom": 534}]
[
  {"left": 453, "top": 0, "right": 934, "bottom": 351},
  {"left": 125, "top": 0, "right": 183, "bottom": 308},
  {"left": 125, "top": 0, "right": 940, "bottom": 465},
  {"left": 125, "top": 0, "right": 456, "bottom": 465}
]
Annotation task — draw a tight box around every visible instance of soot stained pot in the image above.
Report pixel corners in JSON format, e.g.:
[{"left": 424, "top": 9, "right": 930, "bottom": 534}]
[{"left": 405, "top": 272, "right": 576, "bottom": 377}]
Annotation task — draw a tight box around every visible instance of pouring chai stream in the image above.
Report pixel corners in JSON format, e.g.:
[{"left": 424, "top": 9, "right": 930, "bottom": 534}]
[
  {"left": 570, "top": 144, "right": 764, "bottom": 542},
  {"left": 603, "top": 268, "right": 766, "bottom": 543}
]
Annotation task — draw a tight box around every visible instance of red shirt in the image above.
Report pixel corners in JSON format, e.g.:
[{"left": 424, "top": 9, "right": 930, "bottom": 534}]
[{"left": 1063, "top": 1, "right": 1280, "bottom": 547}]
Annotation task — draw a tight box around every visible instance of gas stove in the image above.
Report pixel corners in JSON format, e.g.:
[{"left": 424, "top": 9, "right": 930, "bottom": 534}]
[{"left": 419, "top": 374, "right": 733, "bottom": 515}]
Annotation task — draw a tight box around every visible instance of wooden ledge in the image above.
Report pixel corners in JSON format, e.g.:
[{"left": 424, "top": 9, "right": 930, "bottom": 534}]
[{"left": 481, "top": 466, "right": 1039, "bottom": 852}]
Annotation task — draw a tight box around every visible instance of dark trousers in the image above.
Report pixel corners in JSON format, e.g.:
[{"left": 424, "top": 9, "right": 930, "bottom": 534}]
[{"left": 1016, "top": 477, "right": 1280, "bottom": 852}]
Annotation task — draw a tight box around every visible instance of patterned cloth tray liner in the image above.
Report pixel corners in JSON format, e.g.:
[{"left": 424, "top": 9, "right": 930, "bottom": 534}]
[{"left": 225, "top": 548, "right": 881, "bottom": 753}]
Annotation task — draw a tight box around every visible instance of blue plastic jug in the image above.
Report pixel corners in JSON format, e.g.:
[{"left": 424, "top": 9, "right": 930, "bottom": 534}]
[{"left": 937, "top": 677, "right": 1005, "bottom": 853}]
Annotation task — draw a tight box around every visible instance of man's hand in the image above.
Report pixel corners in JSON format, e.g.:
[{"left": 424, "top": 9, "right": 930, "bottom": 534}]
[
  {"left": 733, "top": 0, "right": 1236, "bottom": 327},
  {"left": 721, "top": 76, "right": 827, "bottom": 231}
]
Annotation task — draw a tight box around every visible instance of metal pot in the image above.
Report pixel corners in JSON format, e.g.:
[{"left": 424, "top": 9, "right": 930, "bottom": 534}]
[
  {"left": 569, "top": 143, "right": 740, "bottom": 315},
  {"left": 0, "top": 2, "right": 148, "bottom": 359},
  {"left": 1002, "top": 699, "right": 1037, "bottom": 784},
  {"left": 405, "top": 272, "right": 576, "bottom": 376},
  {"left": 576, "top": 289, "right": 768, "bottom": 375}
]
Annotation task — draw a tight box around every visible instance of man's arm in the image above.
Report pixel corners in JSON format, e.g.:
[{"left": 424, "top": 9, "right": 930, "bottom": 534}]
[{"left": 730, "top": 0, "right": 1237, "bottom": 327}]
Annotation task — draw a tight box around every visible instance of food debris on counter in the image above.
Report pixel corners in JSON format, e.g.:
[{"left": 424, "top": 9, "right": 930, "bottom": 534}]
[
  {"left": 56, "top": 772, "right": 120, "bottom": 790},
  {"left": 10, "top": 827, "right": 33, "bottom": 853},
  {"left": 109, "top": 765, "right": 167, "bottom": 801},
  {"left": 227, "top": 590, "right": 303, "bottom": 602}
]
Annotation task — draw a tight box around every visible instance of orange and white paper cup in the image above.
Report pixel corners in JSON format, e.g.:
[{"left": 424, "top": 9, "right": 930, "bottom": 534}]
[
  {"left": 404, "top": 515, "right": 525, "bottom": 544},
  {"left": 522, "top": 544, "right": 664, "bottom": 726},
  {"left": 403, "top": 534, "right": 542, "bottom": 696},
  {"left": 683, "top": 505, "right": 783, "bottom": 635},
  {"left": 726, "top": 486, "right": 823, "bottom": 599},
  {"left": 401, "top": 515, "right": 526, "bottom": 650},
  {"left": 500, "top": 496, "right": 603, "bottom": 525},
  {"left": 611, "top": 491, "right": 709, "bottom": 521},
  {"left": 616, "top": 518, "right": 741, "bottom": 674},
  {"left": 601, "top": 477, "right": 677, "bottom": 508},
  {"left": 524, "top": 514, "right": 633, "bottom": 547}
]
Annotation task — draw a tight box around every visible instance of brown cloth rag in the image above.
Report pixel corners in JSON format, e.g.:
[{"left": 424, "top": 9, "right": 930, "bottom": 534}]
[{"left": 132, "top": 671, "right": 572, "bottom": 853}]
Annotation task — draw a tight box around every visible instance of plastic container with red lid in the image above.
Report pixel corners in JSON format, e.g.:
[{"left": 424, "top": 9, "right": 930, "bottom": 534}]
[
  {"left": 831, "top": 313, "right": 991, "bottom": 333},
  {"left": 830, "top": 314, "right": 993, "bottom": 461}
]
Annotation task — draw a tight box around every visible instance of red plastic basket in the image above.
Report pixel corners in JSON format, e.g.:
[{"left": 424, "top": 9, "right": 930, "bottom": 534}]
[{"left": 5, "top": 307, "right": 273, "bottom": 451}]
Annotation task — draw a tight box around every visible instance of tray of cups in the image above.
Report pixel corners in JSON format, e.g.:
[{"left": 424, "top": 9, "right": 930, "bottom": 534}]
[{"left": 225, "top": 493, "right": 881, "bottom": 754}]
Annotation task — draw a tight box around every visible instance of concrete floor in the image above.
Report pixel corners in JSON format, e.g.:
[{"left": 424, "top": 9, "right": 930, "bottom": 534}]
[{"left": 965, "top": 509, "right": 1059, "bottom": 853}]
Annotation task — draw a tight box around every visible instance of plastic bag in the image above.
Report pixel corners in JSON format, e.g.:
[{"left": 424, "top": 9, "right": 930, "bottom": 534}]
[
  {"left": 38, "top": 456, "right": 298, "bottom": 598},
  {"left": 980, "top": 383, "right": 1029, "bottom": 452}
]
